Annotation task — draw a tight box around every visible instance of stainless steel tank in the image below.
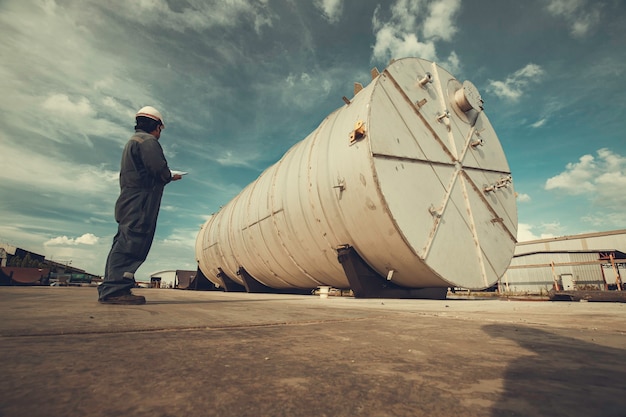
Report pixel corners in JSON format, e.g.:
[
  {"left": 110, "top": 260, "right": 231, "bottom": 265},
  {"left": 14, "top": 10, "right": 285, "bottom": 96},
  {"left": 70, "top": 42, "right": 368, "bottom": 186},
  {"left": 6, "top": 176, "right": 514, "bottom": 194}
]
[{"left": 195, "top": 57, "right": 517, "bottom": 292}]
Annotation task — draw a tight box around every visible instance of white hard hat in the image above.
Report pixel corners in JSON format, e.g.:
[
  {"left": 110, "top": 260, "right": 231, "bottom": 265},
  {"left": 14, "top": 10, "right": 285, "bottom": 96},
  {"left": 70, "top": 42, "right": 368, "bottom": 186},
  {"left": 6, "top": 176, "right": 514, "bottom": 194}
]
[{"left": 136, "top": 106, "right": 164, "bottom": 127}]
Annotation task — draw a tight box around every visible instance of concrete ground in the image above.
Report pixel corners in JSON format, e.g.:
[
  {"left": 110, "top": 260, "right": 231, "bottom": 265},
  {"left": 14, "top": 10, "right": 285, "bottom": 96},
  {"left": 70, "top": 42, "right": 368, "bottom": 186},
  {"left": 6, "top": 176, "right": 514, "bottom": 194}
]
[{"left": 0, "top": 287, "right": 625, "bottom": 417}]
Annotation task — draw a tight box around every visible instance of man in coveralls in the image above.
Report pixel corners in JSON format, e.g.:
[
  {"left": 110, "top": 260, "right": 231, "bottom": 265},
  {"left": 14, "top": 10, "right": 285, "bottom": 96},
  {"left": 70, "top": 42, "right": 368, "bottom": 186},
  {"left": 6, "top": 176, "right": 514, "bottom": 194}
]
[{"left": 98, "top": 106, "right": 183, "bottom": 304}]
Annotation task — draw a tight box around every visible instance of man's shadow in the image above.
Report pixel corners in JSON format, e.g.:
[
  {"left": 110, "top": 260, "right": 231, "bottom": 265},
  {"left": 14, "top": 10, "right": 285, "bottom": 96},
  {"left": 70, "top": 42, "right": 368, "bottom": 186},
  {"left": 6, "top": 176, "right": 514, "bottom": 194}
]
[{"left": 483, "top": 324, "right": 626, "bottom": 417}]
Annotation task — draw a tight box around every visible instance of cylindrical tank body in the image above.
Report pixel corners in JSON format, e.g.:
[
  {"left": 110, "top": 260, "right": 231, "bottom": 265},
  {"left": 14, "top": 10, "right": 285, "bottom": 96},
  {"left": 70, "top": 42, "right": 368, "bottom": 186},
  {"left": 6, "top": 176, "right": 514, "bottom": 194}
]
[{"left": 196, "top": 58, "right": 518, "bottom": 291}]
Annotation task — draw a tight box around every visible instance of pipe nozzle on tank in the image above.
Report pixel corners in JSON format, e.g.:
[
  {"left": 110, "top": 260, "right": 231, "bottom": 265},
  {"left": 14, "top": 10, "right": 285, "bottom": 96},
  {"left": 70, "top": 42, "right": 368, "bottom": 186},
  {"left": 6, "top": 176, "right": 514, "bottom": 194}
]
[
  {"left": 454, "top": 81, "right": 484, "bottom": 112},
  {"left": 418, "top": 72, "right": 433, "bottom": 87}
]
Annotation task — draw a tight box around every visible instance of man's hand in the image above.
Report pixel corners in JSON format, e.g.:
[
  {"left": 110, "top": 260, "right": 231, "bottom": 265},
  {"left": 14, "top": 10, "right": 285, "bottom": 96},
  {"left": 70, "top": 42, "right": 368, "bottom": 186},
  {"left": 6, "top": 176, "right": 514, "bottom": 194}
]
[{"left": 172, "top": 174, "right": 183, "bottom": 181}]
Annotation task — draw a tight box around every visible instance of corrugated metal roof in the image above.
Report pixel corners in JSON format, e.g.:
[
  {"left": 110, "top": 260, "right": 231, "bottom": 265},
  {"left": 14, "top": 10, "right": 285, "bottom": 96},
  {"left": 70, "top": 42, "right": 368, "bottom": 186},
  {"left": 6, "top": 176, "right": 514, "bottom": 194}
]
[
  {"left": 517, "top": 229, "right": 626, "bottom": 244},
  {"left": 513, "top": 249, "right": 626, "bottom": 258}
]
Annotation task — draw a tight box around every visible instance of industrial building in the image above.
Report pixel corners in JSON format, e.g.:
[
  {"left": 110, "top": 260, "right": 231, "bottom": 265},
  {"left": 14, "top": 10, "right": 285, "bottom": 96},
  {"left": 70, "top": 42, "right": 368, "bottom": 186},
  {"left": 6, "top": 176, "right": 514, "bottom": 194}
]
[
  {"left": 148, "top": 269, "right": 200, "bottom": 289},
  {"left": 0, "top": 243, "right": 98, "bottom": 286},
  {"left": 499, "top": 229, "right": 625, "bottom": 294}
]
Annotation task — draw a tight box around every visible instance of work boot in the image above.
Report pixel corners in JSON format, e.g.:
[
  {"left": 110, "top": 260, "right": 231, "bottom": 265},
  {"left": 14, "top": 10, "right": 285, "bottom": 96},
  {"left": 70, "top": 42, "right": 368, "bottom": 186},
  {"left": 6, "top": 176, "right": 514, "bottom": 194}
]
[{"left": 99, "top": 291, "right": 146, "bottom": 305}]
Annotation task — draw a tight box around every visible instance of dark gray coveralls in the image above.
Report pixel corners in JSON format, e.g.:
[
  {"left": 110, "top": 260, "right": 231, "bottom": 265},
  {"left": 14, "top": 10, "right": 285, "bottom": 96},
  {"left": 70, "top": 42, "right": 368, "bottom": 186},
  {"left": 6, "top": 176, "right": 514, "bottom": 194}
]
[{"left": 98, "top": 130, "right": 172, "bottom": 300}]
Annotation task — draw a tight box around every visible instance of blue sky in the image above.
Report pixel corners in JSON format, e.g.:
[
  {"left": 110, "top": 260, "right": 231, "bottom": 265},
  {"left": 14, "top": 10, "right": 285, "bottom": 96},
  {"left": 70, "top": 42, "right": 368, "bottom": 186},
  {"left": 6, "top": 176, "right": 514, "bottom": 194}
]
[{"left": 1, "top": 0, "right": 624, "bottom": 279}]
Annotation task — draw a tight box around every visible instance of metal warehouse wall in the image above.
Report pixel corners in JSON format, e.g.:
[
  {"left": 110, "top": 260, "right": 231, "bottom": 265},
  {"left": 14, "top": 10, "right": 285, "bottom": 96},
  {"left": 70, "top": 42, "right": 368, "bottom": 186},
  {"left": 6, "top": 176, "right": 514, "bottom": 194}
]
[{"left": 501, "top": 252, "right": 607, "bottom": 294}]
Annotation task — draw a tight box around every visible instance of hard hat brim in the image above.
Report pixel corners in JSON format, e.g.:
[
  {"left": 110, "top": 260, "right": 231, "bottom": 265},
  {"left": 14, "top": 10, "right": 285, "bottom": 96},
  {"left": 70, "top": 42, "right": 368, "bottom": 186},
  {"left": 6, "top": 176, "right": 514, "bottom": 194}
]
[{"left": 136, "top": 112, "right": 164, "bottom": 127}]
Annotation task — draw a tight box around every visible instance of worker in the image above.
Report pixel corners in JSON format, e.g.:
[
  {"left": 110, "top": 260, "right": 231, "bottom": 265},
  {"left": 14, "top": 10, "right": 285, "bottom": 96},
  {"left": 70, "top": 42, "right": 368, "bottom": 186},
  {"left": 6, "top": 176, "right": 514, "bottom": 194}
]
[{"left": 98, "top": 106, "right": 183, "bottom": 304}]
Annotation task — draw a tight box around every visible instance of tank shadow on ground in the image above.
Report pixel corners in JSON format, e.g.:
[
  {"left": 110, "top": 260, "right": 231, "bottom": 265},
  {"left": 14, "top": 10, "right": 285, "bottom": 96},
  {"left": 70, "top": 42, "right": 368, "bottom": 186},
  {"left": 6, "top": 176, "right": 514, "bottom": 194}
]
[{"left": 483, "top": 324, "right": 626, "bottom": 417}]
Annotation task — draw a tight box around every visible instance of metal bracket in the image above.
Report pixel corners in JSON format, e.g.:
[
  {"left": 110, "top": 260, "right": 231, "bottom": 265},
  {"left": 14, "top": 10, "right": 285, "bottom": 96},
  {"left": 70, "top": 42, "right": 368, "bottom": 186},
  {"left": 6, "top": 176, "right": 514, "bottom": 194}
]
[
  {"left": 415, "top": 98, "right": 428, "bottom": 108},
  {"left": 237, "top": 267, "right": 310, "bottom": 295},
  {"left": 349, "top": 120, "right": 366, "bottom": 143},
  {"left": 237, "top": 266, "right": 274, "bottom": 293},
  {"left": 333, "top": 178, "right": 346, "bottom": 192},
  {"left": 336, "top": 245, "right": 447, "bottom": 299},
  {"left": 484, "top": 175, "right": 513, "bottom": 193},
  {"left": 436, "top": 110, "right": 451, "bottom": 130},
  {"left": 428, "top": 204, "right": 442, "bottom": 218},
  {"left": 216, "top": 267, "right": 246, "bottom": 292},
  {"left": 470, "top": 129, "right": 484, "bottom": 147},
  {"left": 189, "top": 267, "right": 221, "bottom": 290},
  {"left": 436, "top": 110, "right": 450, "bottom": 123}
]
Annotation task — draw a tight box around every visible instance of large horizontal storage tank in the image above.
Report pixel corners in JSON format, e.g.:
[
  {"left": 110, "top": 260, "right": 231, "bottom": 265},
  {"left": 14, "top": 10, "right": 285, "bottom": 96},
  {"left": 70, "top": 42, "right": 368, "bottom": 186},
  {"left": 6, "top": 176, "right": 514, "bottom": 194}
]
[{"left": 195, "top": 57, "right": 518, "bottom": 296}]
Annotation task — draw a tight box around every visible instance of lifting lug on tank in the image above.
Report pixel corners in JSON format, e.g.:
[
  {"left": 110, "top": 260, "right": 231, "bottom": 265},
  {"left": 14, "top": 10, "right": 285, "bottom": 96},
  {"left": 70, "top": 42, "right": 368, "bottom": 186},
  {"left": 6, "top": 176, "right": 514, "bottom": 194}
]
[
  {"left": 470, "top": 129, "right": 485, "bottom": 147},
  {"left": 349, "top": 120, "right": 366, "bottom": 143},
  {"left": 436, "top": 110, "right": 450, "bottom": 123},
  {"left": 333, "top": 178, "right": 346, "bottom": 192},
  {"left": 437, "top": 109, "right": 452, "bottom": 131},
  {"left": 483, "top": 175, "right": 513, "bottom": 193},
  {"left": 470, "top": 138, "right": 484, "bottom": 147},
  {"left": 415, "top": 98, "right": 428, "bottom": 109},
  {"left": 428, "top": 204, "right": 442, "bottom": 218}
]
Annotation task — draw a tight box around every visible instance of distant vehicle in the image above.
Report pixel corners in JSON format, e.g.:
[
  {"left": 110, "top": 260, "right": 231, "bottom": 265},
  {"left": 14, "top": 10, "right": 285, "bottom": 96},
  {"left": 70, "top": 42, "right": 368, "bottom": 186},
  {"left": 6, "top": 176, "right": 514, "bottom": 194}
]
[
  {"left": 49, "top": 273, "right": 93, "bottom": 286},
  {"left": 68, "top": 273, "right": 92, "bottom": 284}
]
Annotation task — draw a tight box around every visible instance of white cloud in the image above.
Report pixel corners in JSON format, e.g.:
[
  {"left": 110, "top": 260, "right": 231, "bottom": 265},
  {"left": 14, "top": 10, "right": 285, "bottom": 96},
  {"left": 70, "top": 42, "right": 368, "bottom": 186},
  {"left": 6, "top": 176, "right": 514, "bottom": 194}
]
[
  {"left": 581, "top": 212, "right": 626, "bottom": 229},
  {"left": 42, "top": 94, "right": 96, "bottom": 118},
  {"left": 372, "top": 29, "right": 437, "bottom": 63},
  {"left": 530, "top": 118, "right": 547, "bottom": 128},
  {"left": 371, "top": 0, "right": 461, "bottom": 69},
  {"left": 545, "top": 153, "right": 597, "bottom": 194},
  {"left": 109, "top": 0, "right": 275, "bottom": 34},
  {"left": 422, "top": 0, "right": 460, "bottom": 41},
  {"left": 0, "top": 137, "right": 119, "bottom": 196},
  {"left": 544, "top": 0, "right": 600, "bottom": 38},
  {"left": 487, "top": 64, "right": 544, "bottom": 101},
  {"left": 0, "top": 3, "right": 147, "bottom": 146},
  {"left": 45, "top": 233, "right": 100, "bottom": 246},
  {"left": 44, "top": 239, "right": 111, "bottom": 276},
  {"left": 517, "top": 193, "right": 531, "bottom": 203},
  {"left": 280, "top": 71, "right": 333, "bottom": 109},
  {"left": 539, "top": 221, "right": 563, "bottom": 236},
  {"left": 36, "top": 92, "right": 131, "bottom": 146},
  {"left": 315, "top": 0, "right": 343, "bottom": 23},
  {"left": 76, "top": 233, "right": 100, "bottom": 245},
  {"left": 517, "top": 223, "right": 539, "bottom": 242},
  {"left": 545, "top": 148, "right": 626, "bottom": 219},
  {"left": 546, "top": 0, "right": 584, "bottom": 15},
  {"left": 215, "top": 150, "right": 261, "bottom": 168},
  {"left": 286, "top": 72, "right": 313, "bottom": 87},
  {"left": 517, "top": 222, "right": 561, "bottom": 242},
  {"left": 162, "top": 227, "right": 199, "bottom": 248},
  {"left": 443, "top": 51, "right": 461, "bottom": 75}
]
